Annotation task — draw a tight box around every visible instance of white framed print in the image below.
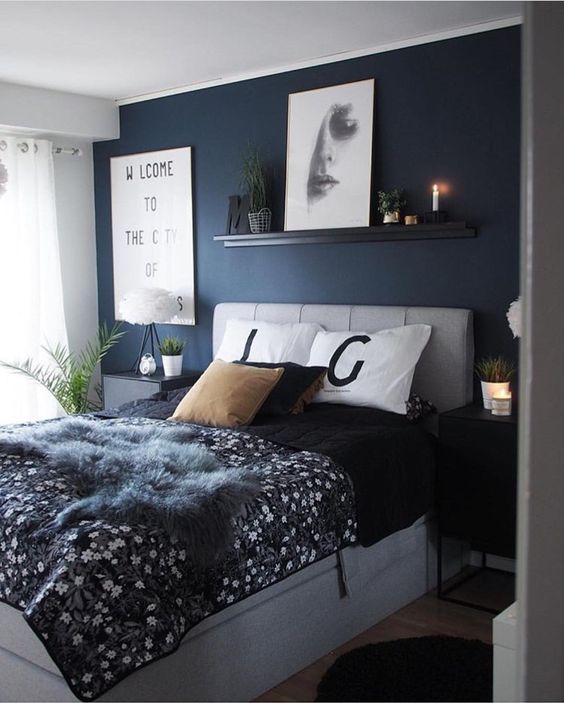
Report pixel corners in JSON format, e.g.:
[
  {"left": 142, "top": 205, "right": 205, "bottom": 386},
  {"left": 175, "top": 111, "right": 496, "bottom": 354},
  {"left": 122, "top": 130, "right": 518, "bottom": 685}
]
[
  {"left": 284, "top": 79, "right": 374, "bottom": 231},
  {"left": 110, "top": 147, "right": 195, "bottom": 325}
]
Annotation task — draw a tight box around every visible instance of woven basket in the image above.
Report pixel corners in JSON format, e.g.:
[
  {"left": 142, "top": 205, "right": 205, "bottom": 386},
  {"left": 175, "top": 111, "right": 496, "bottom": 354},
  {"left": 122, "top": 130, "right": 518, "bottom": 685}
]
[{"left": 248, "top": 208, "right": 272, "bottom": 234}]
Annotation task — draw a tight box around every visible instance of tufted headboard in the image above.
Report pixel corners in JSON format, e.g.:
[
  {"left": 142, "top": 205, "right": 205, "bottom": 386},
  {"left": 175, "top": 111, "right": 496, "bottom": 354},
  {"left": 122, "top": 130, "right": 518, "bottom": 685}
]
[{"left": 213, "top": 303, "right": 474, "bottom": 413}]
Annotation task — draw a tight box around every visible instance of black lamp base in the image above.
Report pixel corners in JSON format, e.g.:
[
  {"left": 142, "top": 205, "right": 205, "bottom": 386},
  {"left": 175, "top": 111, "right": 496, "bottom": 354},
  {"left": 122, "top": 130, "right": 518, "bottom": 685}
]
[{"left": 131, "top": 323, "right": 162, "bottom": 374}]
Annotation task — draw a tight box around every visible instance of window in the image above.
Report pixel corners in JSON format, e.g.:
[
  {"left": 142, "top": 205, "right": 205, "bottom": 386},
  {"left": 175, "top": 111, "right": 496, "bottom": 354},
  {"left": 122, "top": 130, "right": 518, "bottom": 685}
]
[{"left": 0, "top": 137, "right": 68, "bottom": 424}]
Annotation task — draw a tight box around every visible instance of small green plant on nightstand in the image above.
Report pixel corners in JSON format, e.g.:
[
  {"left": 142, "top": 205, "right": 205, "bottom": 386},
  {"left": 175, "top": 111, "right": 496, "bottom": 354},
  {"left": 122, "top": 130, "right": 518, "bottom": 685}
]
[
  {"left": 475, "top": 355, "right": 516, "bottom": 409},
  {"left": 158, "top": 337, "right": 185, "bottom": 356},
  {"left": 158, "top": 336, "right": 185, "bottom": 377},
  {"left": 377, "top": 189, "right": 407, "bottom": 224},
  {"left": 474, "top": 356, "right": 515, "bottom": 383}
]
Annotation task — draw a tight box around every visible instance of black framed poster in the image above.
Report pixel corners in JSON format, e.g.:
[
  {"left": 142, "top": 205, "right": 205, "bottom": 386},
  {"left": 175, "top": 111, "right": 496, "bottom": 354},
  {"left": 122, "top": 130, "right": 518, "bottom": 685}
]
[
  {"left": 284, "top": 80, "right": 374, "bottom": 231},
  {"left": 110, "top": 147, "right": 195, "bottom": 324}
]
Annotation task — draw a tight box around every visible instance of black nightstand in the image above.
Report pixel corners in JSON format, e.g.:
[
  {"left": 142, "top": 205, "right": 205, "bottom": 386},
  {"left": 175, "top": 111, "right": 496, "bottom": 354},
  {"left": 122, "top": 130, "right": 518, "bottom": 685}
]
[
  {"left": 102, "top": 371, "right": 200, "bottom": 409},
  {"left": 437, "top": 404, "right": 518, "bottom": 612}
]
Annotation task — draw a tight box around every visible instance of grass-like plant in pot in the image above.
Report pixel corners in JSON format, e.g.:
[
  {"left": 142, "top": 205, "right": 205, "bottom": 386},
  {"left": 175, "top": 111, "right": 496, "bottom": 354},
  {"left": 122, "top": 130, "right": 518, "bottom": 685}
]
[
  {"left": 475, "top": 356, "right": 516, "bottom": 409},
  {"left": 241, "top": 143, "right": 271, "bottom": 233},
  {"left": 377, "top": 189, "right": 407, "bottom": 224},
  {"left": 159, "top": 336, "right": 185, "bottom": 377},
  {"left": 0, "top": 322, "right": 124, "bottom": 415}
]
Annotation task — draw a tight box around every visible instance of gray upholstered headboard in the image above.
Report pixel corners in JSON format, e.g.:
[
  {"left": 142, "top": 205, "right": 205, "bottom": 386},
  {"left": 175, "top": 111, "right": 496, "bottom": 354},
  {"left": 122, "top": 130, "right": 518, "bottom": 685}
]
[{"left": 213, "top": 303, "right": 474, "bottom": 413}]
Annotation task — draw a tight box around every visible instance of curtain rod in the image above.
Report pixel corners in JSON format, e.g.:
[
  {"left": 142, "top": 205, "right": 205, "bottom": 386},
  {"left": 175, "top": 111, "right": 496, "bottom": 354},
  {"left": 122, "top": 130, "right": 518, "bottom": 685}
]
[
  {"left": 0, "top": 139, "right": 82, "bottom": 156},
  {"left": 51, "top": 146, "right": 83, "bottom": 157}
]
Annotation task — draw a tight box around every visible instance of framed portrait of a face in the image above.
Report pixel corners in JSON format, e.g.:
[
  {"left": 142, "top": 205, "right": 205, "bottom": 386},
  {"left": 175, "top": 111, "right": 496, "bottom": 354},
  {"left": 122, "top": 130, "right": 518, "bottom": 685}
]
[{"left": 284, "top": 79, "right": 374, "bottom": 231}]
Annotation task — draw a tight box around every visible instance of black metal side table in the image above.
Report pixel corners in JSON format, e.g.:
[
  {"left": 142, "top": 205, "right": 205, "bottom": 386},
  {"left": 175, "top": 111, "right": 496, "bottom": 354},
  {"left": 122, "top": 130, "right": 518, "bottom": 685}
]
[{"left": 437, "top": 404, "right": 518, "bottom": 613}]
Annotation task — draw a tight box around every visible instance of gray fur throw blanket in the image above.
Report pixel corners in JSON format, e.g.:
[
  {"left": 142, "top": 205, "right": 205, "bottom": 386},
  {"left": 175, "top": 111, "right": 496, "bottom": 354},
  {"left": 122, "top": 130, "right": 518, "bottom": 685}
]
[{"left": 0, "top": 417, "right": 261, "bottom": 564}]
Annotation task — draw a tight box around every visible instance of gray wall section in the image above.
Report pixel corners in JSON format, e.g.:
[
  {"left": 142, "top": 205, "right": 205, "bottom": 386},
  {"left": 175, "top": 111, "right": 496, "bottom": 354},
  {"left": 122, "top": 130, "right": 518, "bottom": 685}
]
[{"left": 517, "top": 3, "right": 564, "bottom": 700}]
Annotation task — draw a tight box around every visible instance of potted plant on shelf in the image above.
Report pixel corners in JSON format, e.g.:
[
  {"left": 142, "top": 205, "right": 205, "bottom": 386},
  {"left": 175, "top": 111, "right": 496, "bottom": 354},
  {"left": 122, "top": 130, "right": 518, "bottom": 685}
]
[
  {"left": 159, "top": 336, "right": 185, "bottom": 377},
  {"left": 377, "top": 189, "right": 406, "bottom": 224},
  {"left": 475, "top": 356, "right": 516, "bottom": 409},
  {"left": 241, "top": 143, "right": 271, "bottom": 233}
]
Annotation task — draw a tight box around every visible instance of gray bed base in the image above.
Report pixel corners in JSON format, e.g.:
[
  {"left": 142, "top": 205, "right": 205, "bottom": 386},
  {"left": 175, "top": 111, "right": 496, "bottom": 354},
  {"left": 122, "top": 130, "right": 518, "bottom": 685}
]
[
  {"left": 0, "top": 517, "right": 441, "bottom": 702},
  {"left": 0, "top": 303, "right": 473, "bottom": 702}
]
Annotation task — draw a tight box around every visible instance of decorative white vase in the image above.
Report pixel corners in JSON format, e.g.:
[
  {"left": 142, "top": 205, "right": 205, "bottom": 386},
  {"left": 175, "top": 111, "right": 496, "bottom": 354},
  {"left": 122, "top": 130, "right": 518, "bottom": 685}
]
[
  {"left": 162, "top": 355, "right": 183, "bottom": 377},
  {"left": 481, "top": 381, "right": 510, "bottom": 409}
]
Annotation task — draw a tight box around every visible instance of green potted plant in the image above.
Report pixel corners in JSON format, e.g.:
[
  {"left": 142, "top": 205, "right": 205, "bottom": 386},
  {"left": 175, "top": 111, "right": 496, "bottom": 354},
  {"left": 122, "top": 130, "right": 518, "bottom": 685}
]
[
  {"left": 0, "top": 323, "right": 124, "bottom": 414},
  {"left": 159, "top": 336, "right": 185, "bottom": 377},
  {"left": 377, "top": 189, "right": 406, "bottom": 224},
  {"left": 474, "top": 356, "right": 516, "bottom": 409},
  {"left": 241, "top": 143, "right": 271, "bottom": 233}
]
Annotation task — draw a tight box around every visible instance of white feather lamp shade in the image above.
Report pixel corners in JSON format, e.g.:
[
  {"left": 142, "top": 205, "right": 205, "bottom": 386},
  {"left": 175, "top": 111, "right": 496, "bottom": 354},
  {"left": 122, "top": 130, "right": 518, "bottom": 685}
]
[
  {"left": 119, "top": 288, "right": 178, "bottom": 325},
  {"left": 506, "top": 296, "right": 522, "bottom": 339}
]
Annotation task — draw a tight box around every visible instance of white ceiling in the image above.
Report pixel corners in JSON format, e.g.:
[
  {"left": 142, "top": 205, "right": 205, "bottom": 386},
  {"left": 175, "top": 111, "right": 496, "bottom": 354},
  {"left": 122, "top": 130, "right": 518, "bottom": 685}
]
[{"left": 0, "top": 1, "right": 522, "bottom": 102}]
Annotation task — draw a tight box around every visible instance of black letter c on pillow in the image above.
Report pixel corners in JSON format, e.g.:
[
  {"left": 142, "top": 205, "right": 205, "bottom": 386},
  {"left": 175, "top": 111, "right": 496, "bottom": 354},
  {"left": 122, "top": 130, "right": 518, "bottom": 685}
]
[{"left": 327, "top": 335, "right": 370, "bottom": 387}]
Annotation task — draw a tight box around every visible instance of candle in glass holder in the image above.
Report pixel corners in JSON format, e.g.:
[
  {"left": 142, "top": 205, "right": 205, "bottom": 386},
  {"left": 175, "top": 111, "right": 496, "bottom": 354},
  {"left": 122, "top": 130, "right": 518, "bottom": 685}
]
[
  {"left": 432, "top": 184, "right": 439, "bottom": 211},
  {"left": 492, "top": 389, "right": 512, "bottom": 416}
]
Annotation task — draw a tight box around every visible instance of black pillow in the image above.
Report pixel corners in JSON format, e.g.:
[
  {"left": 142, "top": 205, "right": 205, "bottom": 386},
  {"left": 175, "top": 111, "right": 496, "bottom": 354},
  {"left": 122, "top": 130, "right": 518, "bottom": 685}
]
[{"left": 234, "top": 361, "right": 327, "bottom": 417}]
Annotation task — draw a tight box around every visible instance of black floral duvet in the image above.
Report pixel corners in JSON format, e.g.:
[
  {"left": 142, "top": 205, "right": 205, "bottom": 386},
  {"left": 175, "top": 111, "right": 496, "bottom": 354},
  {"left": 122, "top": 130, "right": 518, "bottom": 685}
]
[{"left": 0, "top": 417, "right": 357, "bottom": 700}]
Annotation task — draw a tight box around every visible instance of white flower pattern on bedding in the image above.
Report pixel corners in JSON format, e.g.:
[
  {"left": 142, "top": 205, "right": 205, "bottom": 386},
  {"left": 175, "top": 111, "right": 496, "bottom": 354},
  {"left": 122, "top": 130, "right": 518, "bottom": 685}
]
[{"left": 0, "top": 417, "right": 356, "bottom": 700}]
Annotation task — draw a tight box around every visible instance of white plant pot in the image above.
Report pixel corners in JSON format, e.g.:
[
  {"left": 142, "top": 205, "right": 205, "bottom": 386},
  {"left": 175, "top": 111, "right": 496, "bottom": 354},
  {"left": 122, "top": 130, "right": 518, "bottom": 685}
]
[
  {"left": 481, "top": 381, "right": 510, "bottom": 409},
  {"left": 162, "top": 355, "right": 183, "bottom": 377}
]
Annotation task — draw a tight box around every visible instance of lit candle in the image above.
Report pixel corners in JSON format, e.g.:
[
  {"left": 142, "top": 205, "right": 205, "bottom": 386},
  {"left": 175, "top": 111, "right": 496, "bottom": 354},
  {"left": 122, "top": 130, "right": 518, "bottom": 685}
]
[
  {"left": 492, "top": 389, "right": 512, "bottom": 416},
  {"left": 432, "top": 184, "right": 439, "bottom": 211}
]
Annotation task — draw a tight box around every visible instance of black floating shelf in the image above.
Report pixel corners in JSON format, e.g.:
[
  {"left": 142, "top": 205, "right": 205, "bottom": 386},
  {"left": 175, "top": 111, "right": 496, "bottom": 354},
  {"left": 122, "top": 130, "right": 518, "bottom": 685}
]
[{"left": 214, "top": 222, "right": 476, "bottom": 248}]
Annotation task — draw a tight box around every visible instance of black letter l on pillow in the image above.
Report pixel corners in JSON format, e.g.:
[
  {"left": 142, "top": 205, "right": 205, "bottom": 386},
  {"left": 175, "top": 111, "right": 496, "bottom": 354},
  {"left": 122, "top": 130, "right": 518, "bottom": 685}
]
[{"left": 240, "top": 329, "right": 258, "bottom": 361}]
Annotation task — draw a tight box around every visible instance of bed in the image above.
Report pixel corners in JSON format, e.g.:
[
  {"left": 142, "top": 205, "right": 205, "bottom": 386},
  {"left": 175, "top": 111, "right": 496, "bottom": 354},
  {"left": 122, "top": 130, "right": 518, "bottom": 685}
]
[{"left": 0, "top": 302, "right": 474, "bottom": 702}]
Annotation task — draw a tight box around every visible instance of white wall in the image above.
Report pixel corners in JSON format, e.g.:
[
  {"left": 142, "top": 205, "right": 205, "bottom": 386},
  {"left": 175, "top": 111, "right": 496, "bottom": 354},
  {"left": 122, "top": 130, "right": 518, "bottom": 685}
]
[
  {"left": 517, "top": 2, "right": 564, "bottom": 700},
  {"left": 53, "top": 138, "right": 99, "bottom": 362}
]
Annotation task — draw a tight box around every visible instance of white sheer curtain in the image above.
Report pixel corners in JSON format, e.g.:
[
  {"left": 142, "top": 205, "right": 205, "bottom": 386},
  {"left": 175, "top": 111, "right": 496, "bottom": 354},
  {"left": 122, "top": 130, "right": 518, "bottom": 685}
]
[{"left": 0, "top": 136, "right": 68, "bottom": 424}]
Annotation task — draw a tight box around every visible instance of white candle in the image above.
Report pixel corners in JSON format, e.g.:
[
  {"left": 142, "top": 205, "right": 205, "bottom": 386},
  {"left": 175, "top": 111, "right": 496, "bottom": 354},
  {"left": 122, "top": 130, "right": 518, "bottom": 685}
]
[
  {"left": 432, "top": 184, "right": 439, "bottom": 211},
  {"left": 492, "top": 390, "right": 512, "bottom": 416}
]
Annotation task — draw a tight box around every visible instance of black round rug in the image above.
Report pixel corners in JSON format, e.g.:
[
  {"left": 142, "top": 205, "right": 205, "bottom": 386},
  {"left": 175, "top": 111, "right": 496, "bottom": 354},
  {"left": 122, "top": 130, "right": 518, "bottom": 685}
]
[{"left": 315, "top": 635, "right": 492, "bottom": 702}]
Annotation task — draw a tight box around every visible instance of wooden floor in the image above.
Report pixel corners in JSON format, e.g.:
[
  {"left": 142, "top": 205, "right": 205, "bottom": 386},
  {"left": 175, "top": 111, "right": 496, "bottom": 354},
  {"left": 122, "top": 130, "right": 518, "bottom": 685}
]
[{"left": 256, "top": 568, "right": 513, "bottom": 702}]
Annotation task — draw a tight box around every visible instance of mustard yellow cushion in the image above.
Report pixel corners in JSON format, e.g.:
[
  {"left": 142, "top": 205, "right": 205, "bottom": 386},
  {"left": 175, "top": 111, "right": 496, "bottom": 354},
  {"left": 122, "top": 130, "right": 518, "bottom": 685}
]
[{"left": 168, "top": 359, "right": 284, "bottom": 428}]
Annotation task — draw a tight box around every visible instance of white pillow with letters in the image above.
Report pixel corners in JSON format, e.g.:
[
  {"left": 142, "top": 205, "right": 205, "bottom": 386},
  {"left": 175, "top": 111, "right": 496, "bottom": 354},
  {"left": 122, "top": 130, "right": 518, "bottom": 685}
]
[
  {"left": 215, "top": 319, "right": 323, "bottom": 365},
  {"left": 307, "top": 324, "right": 432, "bottom": 414}
]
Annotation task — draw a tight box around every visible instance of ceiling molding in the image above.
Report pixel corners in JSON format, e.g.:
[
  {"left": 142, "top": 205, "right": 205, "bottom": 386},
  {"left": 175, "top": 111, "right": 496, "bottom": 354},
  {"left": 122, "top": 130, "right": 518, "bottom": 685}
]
[{"left": 117, "top": 15, "right": 522, "bottom": 106}]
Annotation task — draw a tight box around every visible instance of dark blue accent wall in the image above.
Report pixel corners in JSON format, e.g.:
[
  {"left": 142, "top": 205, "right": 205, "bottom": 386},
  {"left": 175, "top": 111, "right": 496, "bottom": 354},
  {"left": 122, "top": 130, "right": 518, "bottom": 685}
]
[{"left": 94, "top": 27, "right": 521, "bottom": 385}]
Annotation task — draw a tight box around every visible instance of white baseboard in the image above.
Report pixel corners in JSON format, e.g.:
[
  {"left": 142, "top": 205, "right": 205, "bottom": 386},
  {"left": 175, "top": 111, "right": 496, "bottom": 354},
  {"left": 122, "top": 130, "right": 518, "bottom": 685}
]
[{"left": 469, "top": 551, "right": 516, "bottom": 573}]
